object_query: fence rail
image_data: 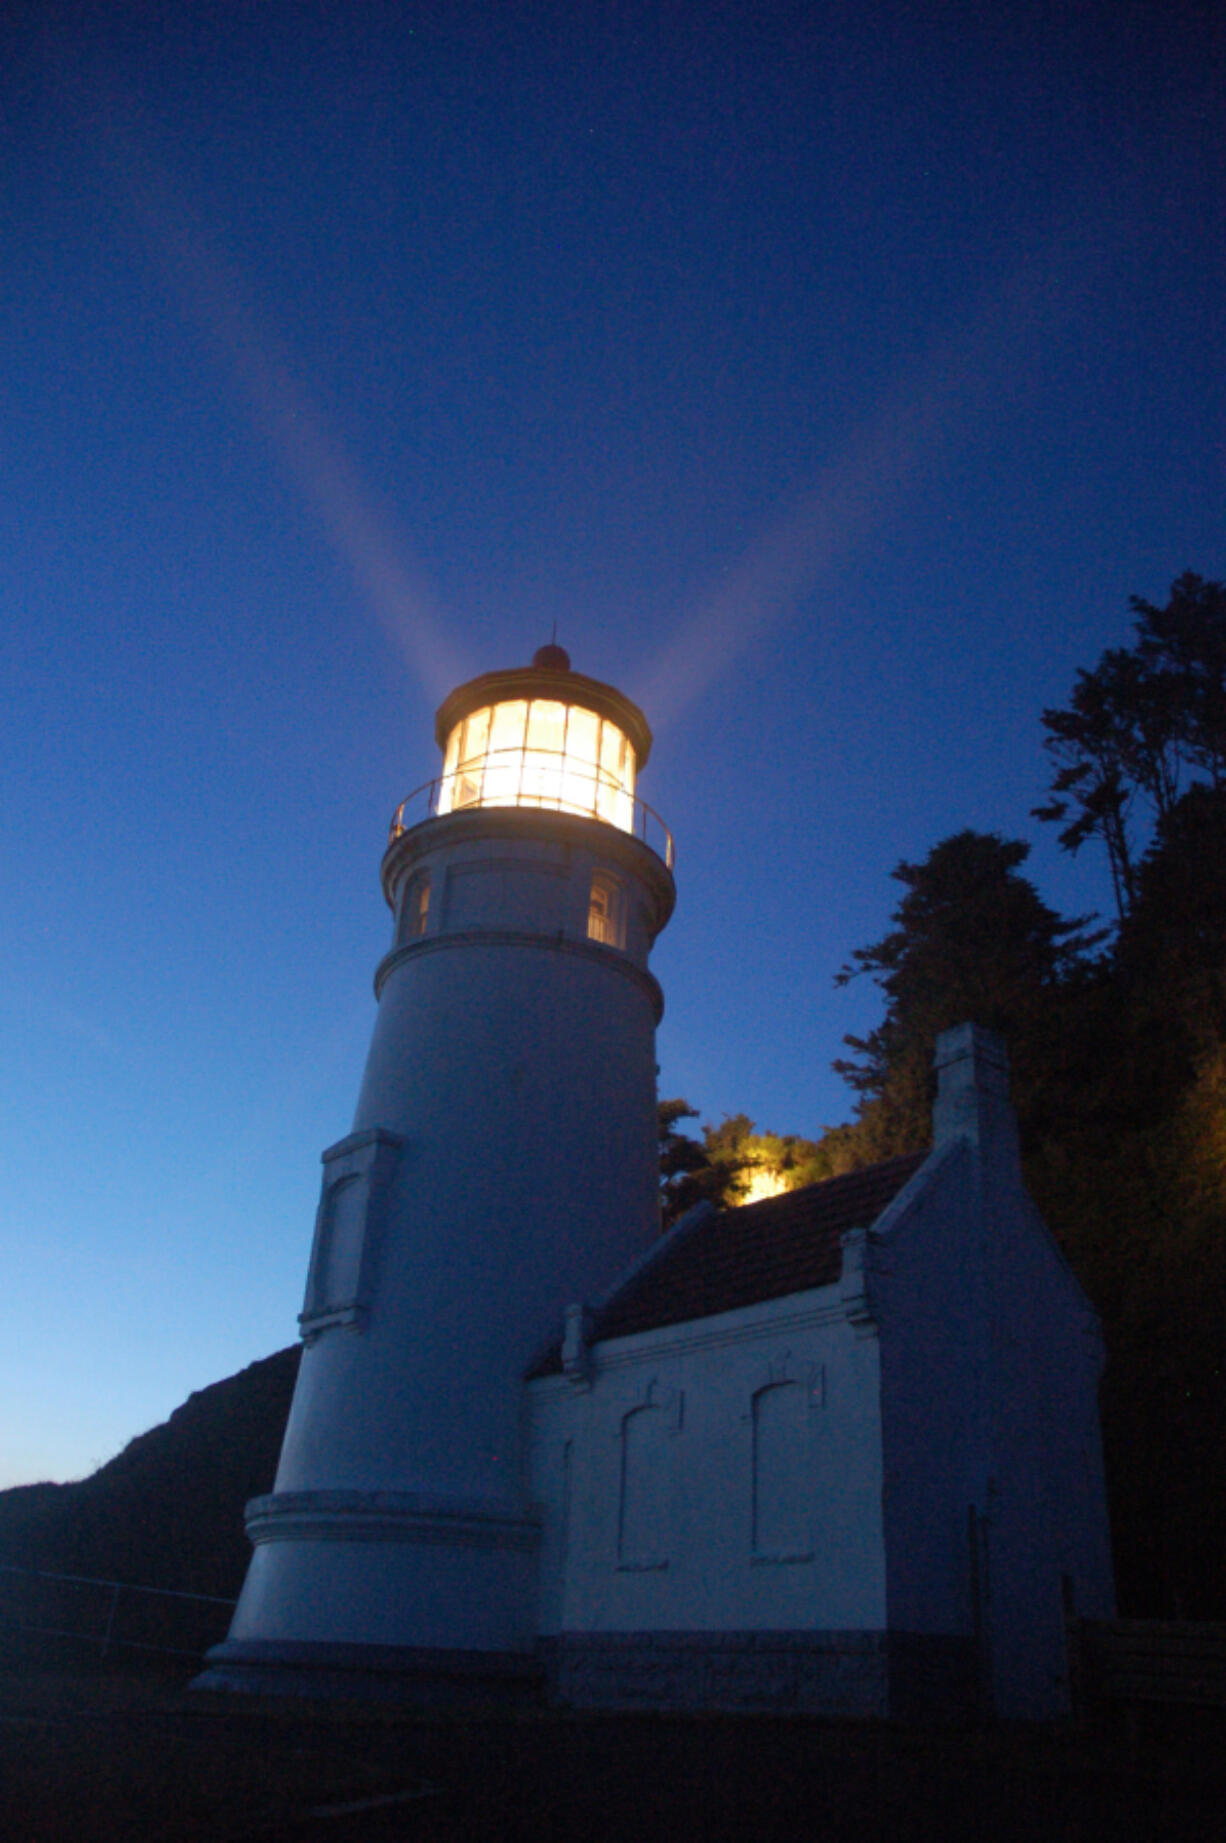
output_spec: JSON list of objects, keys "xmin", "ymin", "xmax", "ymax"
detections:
[
  {"xmin": 0, "ymin": 1562, "xmax": 236, "ymax": 1662},
  {"xmin": 1070, "ymin": 1616, "xmax": 1226, "ymax": 1720}
]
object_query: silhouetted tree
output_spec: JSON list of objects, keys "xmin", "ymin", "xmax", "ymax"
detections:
[
  {"xmin": 1133, "ymin": 572, "xmax": 1226, "ymax": 790},
  {"xmin": 832, "ymin": 830, "xmax": 1099, "ymax": 1158},
  {"xmin": 1035, "ymin": 573, "xmax": 1226, "ymax": 918},
  {"xmin": 658, "ymin": 1099, "xmax": 718, "ymax": 1227}
]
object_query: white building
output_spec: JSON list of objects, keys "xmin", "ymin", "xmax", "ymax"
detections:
[
  {"xmin": 200, "ymin": 652, "xmax": 1113, "ymax": 1719},
  {"xmin": 528, "ymin": 1022, "xmax": 1115, "ymax": 1720}
]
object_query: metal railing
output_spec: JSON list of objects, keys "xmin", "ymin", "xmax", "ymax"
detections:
[
  {"xmin": 1069, "ymin": 1614, "xmax": 1226, "ymax": 1721},
  {"xmin": 0, "ymin": 1562, "xmax": 236, "ymax": 1662},
  {"xmin": 388, "ymin": 767, "xmax": 675, "ymax": 869}
]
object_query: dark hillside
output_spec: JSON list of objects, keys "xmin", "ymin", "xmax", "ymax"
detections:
[{"xmin": 0, "ymin": 1346, "xmax": 299, "ymax": 1598}]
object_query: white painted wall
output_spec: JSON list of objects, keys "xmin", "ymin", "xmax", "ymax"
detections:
[
  {"xmin": 530, "ymin": 1286, "xmax": 889, "ymax": 1637},
  {"xmin": 529, "ymin": 1026, "xmax": 1114, "ymax": 1721},
  {"xmin": 874, "ymin": 1025, "xmax": 1115, "ymax": 1719},
  {"xmin": 228, "ymin": 804, "xmax": 674, "ymax": 1661}
]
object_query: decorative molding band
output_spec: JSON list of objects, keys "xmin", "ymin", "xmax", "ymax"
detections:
[
  {"xmin": 194, "ymin": 1638, "xmax": 545, "ymax": 1704},
  {"xmin": 374, "ymin": 928, "xmax": 664, "ymax": 1018},
  {"xmin": 382, "ymin": 804, "xmax": 674, "ymax": 897},
  {"xmin": 244, "ymin": 1489, "xmax": 542, "ymax": 1554},
  {"xmin": 614, "ymin": 1375, "xmax": 685, "ymax": 1433},
  {"xmin": 530, "ymin": 1291, "xmax": 850, "ymax": 1391}
]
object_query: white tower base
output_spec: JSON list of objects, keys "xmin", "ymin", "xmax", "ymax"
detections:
[{"xmin": 198, "ymin": 653, "xmax": 675, "ymax": 1701}]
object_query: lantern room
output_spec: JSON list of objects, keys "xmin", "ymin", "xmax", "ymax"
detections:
[{"xmin": 427, "ymin": 644, "xmax": 661, "ymax": 851}]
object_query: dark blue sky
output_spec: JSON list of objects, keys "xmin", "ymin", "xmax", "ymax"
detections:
[{"xmin": 3, "ymin": 1, "xmax": 1222, "ymax": 1483}]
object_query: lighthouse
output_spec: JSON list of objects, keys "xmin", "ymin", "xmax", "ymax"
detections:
[{"xmin": 201, "ymin": 646, "xmax": 675, "ymax": 1697}]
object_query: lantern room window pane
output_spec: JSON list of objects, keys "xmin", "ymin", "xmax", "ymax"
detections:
[
  {"xmin": 526, "ymin": 699, "xmax": 567, "ymax": 752},
  {"xmin": 489, "ymin": 700, "xmax": 528, "ymax": 753},
  {"xmin": 599, "ymin": 719, "xmax": 623, "ymax": 778},
  {"xmin": 437, "ymin": 727, "xmax": 463, "ymax": 814},
  {"xmin": 480, "ymin": 701, "xmax": 528, "ymax": 808},
  {"xmin": 566, "ymin": 706, "xmax": 599, "ymax": 770},
  {"xmin": 520, "ymin": 750, "xmax": 558, "ymax": 806},
  {"xmin": 460, "ymin": 706, "xmax": 490, "ymax": 767},
  {"xmin": 482, "ymin": 757, "xmax": 521, "ymax": 804},
  {"xmin": 436, "ymin": 698, "xmax": 638, "ymax": 834},
  {"xmin": 441, "ymin": 706, "xmax": 490, "ymax": 814}
]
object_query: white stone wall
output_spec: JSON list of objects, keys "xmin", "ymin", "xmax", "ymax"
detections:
[
  {"xmin": 529, "ymin": 1026, "xmax": 1115, "ymax": 1720},
  {"xmin": 228, "ymin": 806, "xmax": 674, "ymax": 1664},
  {"xmin": 873, "ymin": 1026, "xmax": 1116, "ymax": 1720},
  {"xmin": 529, "ymin": 1285, "xmax": 889, "ymax": 1640}
]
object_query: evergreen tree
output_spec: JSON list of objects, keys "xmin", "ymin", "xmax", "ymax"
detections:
[
  {"xmin": 1133, "ymin": 572, "xmax": 1226, "ymax": 791},
  {"xmin": 1035, "ymin": 573, "xmax": 1226, "ymax": 918},
  {"xmin": 832, "ymin": 830, "xmax": 1099, "ymax": 1159}
]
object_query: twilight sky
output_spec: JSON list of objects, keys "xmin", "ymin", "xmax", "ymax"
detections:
[{"xmin": 3, "ymin": 1, "xmax": 1222, "ymax": 1487}]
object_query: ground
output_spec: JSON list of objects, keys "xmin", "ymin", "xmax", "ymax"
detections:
[{"xmin": 1, "ymin": 1659, "xmax": 1223, "ymax": 1841}]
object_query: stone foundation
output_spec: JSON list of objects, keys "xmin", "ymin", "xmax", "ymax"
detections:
[{"xmin": 544, "ymin": 1629, "xmax": 980, "ymax": 1720}]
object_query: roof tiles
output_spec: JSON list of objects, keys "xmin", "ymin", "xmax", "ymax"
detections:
[{"xmin": 529, "ymin": 1148, "xmax": 927, "ymax": 1376}]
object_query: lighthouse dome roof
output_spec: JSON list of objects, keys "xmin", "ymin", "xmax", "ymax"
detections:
[{"xmin": 434, "ymin": 654, "xmax": 653, "ymax": 766}]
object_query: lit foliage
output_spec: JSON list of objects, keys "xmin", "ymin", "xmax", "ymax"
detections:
[{"xmin": 658, "ymin": 1103, "xmax": 828, "ymax": 1228}]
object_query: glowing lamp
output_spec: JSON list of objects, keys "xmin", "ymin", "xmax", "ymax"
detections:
[
  {"xmin": 739, "ymin": 1166, "xmax": 790, "ymax": 1206},
  {"xmin": 433, "ymin": 644, "xmax": 652, "ymax": 839}
]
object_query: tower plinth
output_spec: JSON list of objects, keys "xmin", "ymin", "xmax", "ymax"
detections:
[{"xmin": 199, "ymin": 653, "xmax": 674, "ymax": 1700}]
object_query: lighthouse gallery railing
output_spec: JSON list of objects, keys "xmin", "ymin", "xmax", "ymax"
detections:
[{"xmin": 389, "ymin": 765, "xmax": 674, "ymax": 870}]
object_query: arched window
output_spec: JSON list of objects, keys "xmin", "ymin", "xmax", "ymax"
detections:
[
  {"xmin": 587, "ymin": 871, "xmax": 624, "ymax": 948},
  {"xmin": 618, "ymin": 1404, "xmax": 670, "ymax": 1570},
  {"xmin": 401, "ymin": 871, "xmax": 430, "ymax": 941},
  {"xmin": 752, "ymin": 1382, "xmax": 812, "ymax": 1560}
]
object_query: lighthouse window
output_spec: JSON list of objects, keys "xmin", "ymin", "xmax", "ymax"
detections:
[
  {"xmin": 451, "ymin": 704, "xmax": 490, "ymax": 810},
  {"xmin": 587, "ymin": 872, "xmax": 624, "ymax": 948},
  {"xmin": 437, "ymin": 698, "xmax": 637, "ymax": 832},
  {"xmin": 526, "ymin": 697, "xmax": 567, "ymax": 754},
  {"xmin": 479, "ymin": 700, "xmax": 526, "ymax": 808},
  {"xmin": 400, "ymin": 871, "xmax": 430, "ymax": 941},
  {"xmin": 596, "ymin": 720, "xmax": 632, "ymax": 827}
]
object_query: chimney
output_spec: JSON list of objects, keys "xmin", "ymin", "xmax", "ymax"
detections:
[{"xmin": 932, "ymin": 1023, "xmax": 1021, "ymax": 1169}]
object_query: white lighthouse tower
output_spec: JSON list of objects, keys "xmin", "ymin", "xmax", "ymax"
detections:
[{"xmin": 201, "ymin": 645, "xmax": 674, "ymax": 1697}]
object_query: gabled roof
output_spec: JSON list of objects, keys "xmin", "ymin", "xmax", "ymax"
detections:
[{"xmin": 527, "ymin": 1149, "xmax": 927, "ymax": 1377}]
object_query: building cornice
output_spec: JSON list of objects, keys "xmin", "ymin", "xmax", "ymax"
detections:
[
  {"xmin": 381, "ymin": 804, "xmax": 675, "ymax": 925},
  {"xmin": 374, "ymin": 927, "xmax": 665, "ymax": 1019}
]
